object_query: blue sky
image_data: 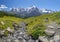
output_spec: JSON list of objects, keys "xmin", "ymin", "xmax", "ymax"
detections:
[{"xmin": 0, "ymin": 0, "xmax": 60, "ymax": 11}]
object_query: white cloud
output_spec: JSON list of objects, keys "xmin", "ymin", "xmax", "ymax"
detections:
[{"xmin": 0, "ymin": 5, "xmax": 8, "ymax": 9}]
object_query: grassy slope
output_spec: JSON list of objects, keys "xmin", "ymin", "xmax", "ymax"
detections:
[
  {"xmin": 24, "ymin": 12, "xmax": 60, "ymax": 35},
  {"xmin": 0, "ymin": 16, "xmax": 23, "ymax": 30},
  {"xmin": 0, "ymin": 11, "xmax": 60, "ymax": 36}
]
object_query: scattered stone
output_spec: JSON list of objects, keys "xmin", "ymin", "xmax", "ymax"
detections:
[
  {"xmin": 1, "ymin": 21, "xmax": 5, "ymax": 25},
  {"xmin": 0, "ymin": 22, "xmax": 60, "ymax": 42},
  {"xmin": 0, "ymin": 38, "xmax": 3, "ymax": 42},
  {"xmin": 54, "ymin": 35, "xmax": 60, "ymax": 42},
  {"xmin": 14, "ymin": 39, "xmax": 19, "ymax": 42},
  {"xmin": 0, "ymin": 30, "xmax": 5, "ymax": 35},
  {"xmin": 45, "ymin": 22, "xmax": 58, "ymax": 36},
  {"xmin": 39, "ymin": 36, "xmax": 48, "ymax": 42},
  {"xmin": 45, "ymin": 30, "xmax": 55, "ymax": 36},
  {"xmin": 45, "ymin": 18, "xmax": 49, "ymax": 22},
  {"xmin": 22, "ymin": 39, "xmax": 26, "ymax": 42},
  {"xmin": 50, "ymin": 39, "xmax": 54, "ymax": 42},
  {"xmin": 0, "ymin": 23, "xmax": 29, "ymax": 42},
  {"xmin": 47, "ymin": 25, "xmax": 54, "ymax": 28},
  {"xmin": 7, "ymin": 27, "xmax": 14, "ymax": 33},
  {"xmin": 35, "ymin": 40, "xmax": 39, "ymax": 42},
  {"xmin": 13, "ymin": 23, "xmax": 19, "ymax": 30},
  {"xmin": 45, "ymin": 22, "xmax": 60, "ymax": 42},
  {"xmin": 19, "ymin": 22, "xmax": 26, "ymax": 28}
]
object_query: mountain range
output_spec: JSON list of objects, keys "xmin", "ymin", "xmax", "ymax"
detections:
[
  {"xmin": 9, "ymin": 6, "xmax": 54, "ymax": 18},
  {"xmin": 0, "ymin": 5, "xmax": 54, "ymax": 18},
  {"xmin": 10, "ymin": 5, "xmax": 54, "ymax": 13}
]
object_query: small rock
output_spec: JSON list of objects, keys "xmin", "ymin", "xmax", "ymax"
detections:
[
  {"xmin": 0, "ymin": 30, "xmax": 5, "ymax": 35},
  {"xmin": 50, "ymin": 39, "xmax": 54, "ymax": 42},
  {"xmin": 14, "ymin": 39, "xmax": 19, "ymax": 42},
  {"xmin": 45, "ymin": 30, "xmax": 55, "ymax": 36},
  {"xmin": 1, "ymin": 21, "xmax": 4, "ymax": 25},
  {"xmin": 54, "ymin": 35, "xmax": 60, "ymax": 42},
  {"xmin": 47, "ymin": 25, "xmax": 54, "ymax": 28},
  {"xmin": 7, "ymin": 27, "xmax": 13, "ymax": 32},
  {"xmin": 19, "ymin": 22, "xmax": 26, "ymax": 28},
  {"xmin": 22, "ymin": 39, "xmax": 26, "ymax": 42},
  {"xmin": 45, "ymin": 18, "xmax": 49, "ymax": 22},
  {"xmin": 35, "ymin": 40, "xmax": 39, "ymax": 42},
  {"xmin": 39, "ymin": 36, "xmax": 48, "ymax": 42},
  {"xmin": 0, "ymin": 38, "xmax": 2, "ymax": 42}
]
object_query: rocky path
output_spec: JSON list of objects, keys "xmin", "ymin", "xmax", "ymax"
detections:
[{"xmin": 0, "ymin": 22, "xmax": 60, "ymax": 42}]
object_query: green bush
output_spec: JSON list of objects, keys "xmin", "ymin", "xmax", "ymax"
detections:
[{"xmin": 30, "ymin": 24, "xmax": 46, "ymax": 40}]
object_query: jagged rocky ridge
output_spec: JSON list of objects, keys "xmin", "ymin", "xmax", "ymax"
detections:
[{"xmin": 10, "ymin": 6, "xmax": 54, "ymax": 18}]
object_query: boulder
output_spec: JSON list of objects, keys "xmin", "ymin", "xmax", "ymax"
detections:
[
  {"xmin": 14, "ymin": 39, "xmax": 19, "ymax": 42},
  {"xmin": 47, "ymin": 25, "xmax": 54, "ymax": 28},
  {"xmin": 0, "ymin": 30, "xmax": 5, "ymax": 35},
  {"xmin": 22, "ymin": 39, "xmax": 26, "ymax": 42},
  {"xmin": 54, "ymin": 35, "xmax": 60, "ymax": 42},
  {"xmin": 50, "ymin": 39, "xmax": 54, "ymax": 42},
  {"xmin": 39, "ymin": 36, "xmax": 48, "ymax": 42},
  {"xmin": 45, "ymin": 30, "xmax": 55, "ymax": 36},
  {"xmin": 23, "ymin": 34, "xmax": 30, "ymax": 40},
  {"xmin": 0, "ymin": 38, "xmax": 3, "ymax": 42},
  {"xmin": 35, "ymin": 40, "xmax": 39, "ymax": 42}
]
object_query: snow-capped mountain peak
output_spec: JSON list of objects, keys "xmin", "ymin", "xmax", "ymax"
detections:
[
  {"xmin": 9, "ymin": 6, "xmax": 54, "ymax": 18},
  {"xmin": 40, "ymin": 8, "xmax": 53, "ymax": 13},
  {"xmin": 27, "ymin": 5, "xmax": 36, "ymax": 10},
  {"xmin": 10, "ymin": 6, "xmax": 54, "ymax": 14}
]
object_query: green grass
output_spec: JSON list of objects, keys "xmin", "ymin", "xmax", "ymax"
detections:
[
  {"xmin": 0, "ymin": 16, "xmax": 23, "ymax": 30},
  {"xmin": 0, "ymin": 11, "xmax": 60, "ymax": 37},
  {"xmin": 24, "ymin": 12, "xmax": 60, "ymax": 37}
]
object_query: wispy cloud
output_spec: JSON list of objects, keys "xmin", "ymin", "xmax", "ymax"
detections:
[{"xmin": 0, "ymin": 5, "xmax": 8, "ymax": 9}]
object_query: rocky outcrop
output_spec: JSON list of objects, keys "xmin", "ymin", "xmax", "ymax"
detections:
[
  {"xmin": 44, "ymin": 22, "xmax": 60, "ymax": 42},
  {"xmin": 0, "ymin": 22, "xmax": 60, "ymax": 42}
]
